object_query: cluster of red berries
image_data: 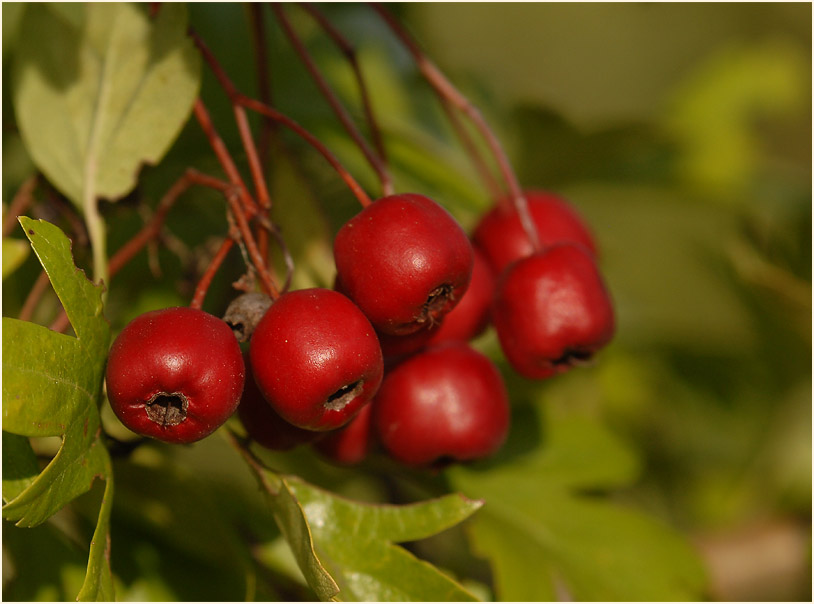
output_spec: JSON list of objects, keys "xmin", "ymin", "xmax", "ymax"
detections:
[{"xmin": 105, "ymin": 191, "xmax": 614, "ymax": 467}]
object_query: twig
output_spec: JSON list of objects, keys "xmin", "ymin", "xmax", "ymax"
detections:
[
  {"xmin": 371, "ymin": 4, "xmax": 540, "ymax": 249},
  {"xmin": 192, "ymin": 29, "xmax": 373, "ymax": 208},
  {"xmin": 299, "ymin": 3, "xmax": 389, "ymax": 167},
  {"xmin": 273, "ymin": 3, "xmax": 393, "ymax": 196},
  {"xmin": 3, "ymin": 175, "xmax": 38, "ymax": 236}
]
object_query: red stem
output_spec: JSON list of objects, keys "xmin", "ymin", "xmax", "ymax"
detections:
[
  {"xmin": 437, "ymin": 99, "xmax": 504, "ymax": 202},
  {"xmin": 189, "ymin": 237, "xmax": 236, "ymax": 310},
  {"xmin": 299, "ymin": 2, "xmax": 389, "ymax": 168},
  {"xmin": 3, "ymin": 175, "xmax": 38, "ymax": 236},
  {"xmin": 246, "ymin": 3, "xmax": 275, "ymax": 165},
  {"xmin": 193, "ymin": 99, "xmax": 259, "ymax": 219},
  {"xmin": 272, "ymin": 3, "xmax": 393, "ymax": 196},
  {"xmin": 19, "ymin": 271, "xmax": 51, "ymax": 322},
  {"xmin": 191, "ymin": 29, "xmax": 373, "ymax": 208},
  {"xmin": 371, "ymin": 4, "xmax": 540, "ymax": 249}
]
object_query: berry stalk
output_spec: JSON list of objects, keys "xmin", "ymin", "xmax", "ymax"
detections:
[
  {"xmin": 275, "ymin": 3, "xmax": 393, "ymax": 196},
  {"xmin": 371, "ymin": 4, "xmax": 541, "ymax": 251}
]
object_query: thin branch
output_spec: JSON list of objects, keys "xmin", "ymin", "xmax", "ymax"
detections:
[
  {"xmin": 191, "ymin": 29, "xmax": 373, "ymax": 208},
  {"xmin": 299, "ymin": 3, "xmax": 389, "ymax": 167},
  {"xmin": 371, "ymin": 4, "xmax": 540, "ymax": 250},
  {"xmin": 189, "ymin": 237, "xmax": 236, "ymax": 310},
  {"xmin": 193, "ymin": 98, "xmax": 260, "ymax": 219},
  {"xmin": 273, "ymin": 3, "xmax": 393, "ymax": 196},
  {"xmin": 3, "ymin": 175, "xmax": 38, "ymax": 236},
  {"xmin": 245, "ymin": 2, "xmax": 275, "ymax": 165},
  {"xmin": 19, "ymin": 271, "xmax": 51, "ymax": 322}
]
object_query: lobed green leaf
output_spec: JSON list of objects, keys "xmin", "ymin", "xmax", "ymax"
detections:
[
  {"xmin": 253, "ymin": 466, "xmax": 482, "ymax": 602},
  {"xmin": 1, "ymin": 217, "xmax": 113, "ymax": 598},
  {"xmin": 450, "ymin": 407, "xmax": 707, "ymax": 601}
]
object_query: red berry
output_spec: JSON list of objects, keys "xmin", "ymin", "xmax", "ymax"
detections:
[
  {"xmin": 238, "ymin": 358, "xmax": 320, "ymax": 451},
  {"xmin": 105, "ymin": 307, "xmax": 245, "ymax": 444},
  {"xmin": 373, "ymin": 342, "xmax": 510, "ymax": 466},
  {"xmin": 334, "ymin": 193, "xmax": 474, "ymax": 335},
  {"xmin": 473, "ymin": 190, "xmax": 597, "ymax": 274},
  {"xmin": 249, "ymin": 288, "xmax": 383, "ymax": 431},
  {"xmin": 491, "ymin": 244, "xmax": 615, "ymax": 379},
  {"xmin": 427, "ymin": 247, "xmax": 495, "ymax": 344},
  {"xmin": 314, "ymin": 403, "xmax": 374, "ymax": 465},
  {"xmin": 376, "ymin": 323, "xmax": 440, "ymax": 360}
]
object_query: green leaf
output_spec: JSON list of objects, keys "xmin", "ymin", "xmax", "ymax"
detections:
[
  {"xmin": 12, "ymin": 2, "xmax": 201, "ymax": 207},
  {"xmin": 255, "ymin": 466, "xmax": 482, "ymax": 602},
  {"xmin": 3, "ymin": 218, "xmax": 111, "ymax": 525},
  {"xmin": 450, "ymin": 407, "xmax": 707, "ymax": 601},
  {"xmin": 2, "ymin": 432, "xmax": 39, "ymax": 503},
  {"xmin": 77, "ymin": 463, "xmax": 114, "ymax": 602},
  {"xmin": 285, "ymin": 476, "xmax": 482, "ymax": 602},
  {"xmin": 269, "ymin": 477, "xmax": 341, "ymax": 601},
  {"xmin": 2, "ymin": 238, "xmax": 29, "ymax": 279},
  {"xmin": 2, "ymin": 217, "xmax": 114, "ymax": 599}
]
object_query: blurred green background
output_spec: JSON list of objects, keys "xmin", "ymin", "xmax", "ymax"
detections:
[
  {"xmin": 2, "ymin": 3, "xmax": 810, "ymax": 601},
  {"xmin": 404, "ymin": 4, "xmax": 811, "ymax": 600}
]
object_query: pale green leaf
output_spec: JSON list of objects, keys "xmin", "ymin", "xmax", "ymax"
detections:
[{"xmin": 12, "ymin": 2, "xmax": 201, "ymax": 207}]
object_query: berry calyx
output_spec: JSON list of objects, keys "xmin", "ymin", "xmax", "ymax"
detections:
[
  {"xmin": 249, "ymin": 288, "xmax": 383, "ymax": 431},
  {"xmin": 105, "ymin": 307, "xmax": 245, "ymax": 444},
  {"xmin": 373, "ymin": 341, "xmax": 510, "ymax": 466},
  {"xmin": 491, "ymin": 244, "xmax": 615, "ymax": 379},
  {"xmin": 427, "ymin": 247, "xmax": 495, "ymax": 344},
  {"xmin": 333, "ymin": 193, "xmax": 474, "ymax": 335},
  {"xmin": 473, "ymin": 190, "xmax": 597, "ymax": 274}
]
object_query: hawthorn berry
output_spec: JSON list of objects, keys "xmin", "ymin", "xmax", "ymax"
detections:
[
  {"xmin": 237, "ymin": 357, "xmax": 320, "ymax": 451},
  {"xmin": 473, "ymin": 190, "xmax": 597, "ymax": 274},
  {"xmin": 491, "ymin": 244, "xmax": 615, "ymax": 379},
  {"xmin": 373, "ymin": 341, "xmax": 510, "ymax": 466},
  {"xmin": 314, "ymin": 403, "xmax": 374, "ymax": 465},
  {"xmin": 249, "ymin": 288, "xmax": 383, "ymax": 431},
  {"xmin": 333, "ymin": 193, "xmax": 474, "ymax": 335},
  {"xmin": 376, "ymin": 323, "xmax": 440, "ymax": 361},
  {"xmin": 105, "ymin": 307, "xmax": 245, "ymax": 444},
  {"xmin": 427, "ymin": 247, "xmax": 495, "ymax": 344}
]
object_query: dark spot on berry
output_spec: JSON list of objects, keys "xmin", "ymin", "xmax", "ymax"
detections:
[
  {"xmin": 146, "ymin": 392, "xmax": 189, "ymax": 426},
  {"xmin": 416, "ymin": 283, "xmax": 454, "ymax": 327},
  {"xmin": 551, "ymin": 348, "xmax": 594, "ymax": 368},
  {"xmin": 324, "ymin": 380, "xmax": 363, "ymax": 411}
]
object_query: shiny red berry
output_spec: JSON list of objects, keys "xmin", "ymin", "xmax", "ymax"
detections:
[
  {"xmin": 334, "ymin": 193, "xmax": 474, "ymax": 335},
  {"xmin": 249, "ymin": 288, "xmax": 383, "ymax": 431},
  {"xmin": 492, "ymin": 244, "xmax": 615, "ymax": 379},
  {"xmin": 428, "ymin": 247, "xmax": 495, "ymax": 344},
  {"xmin": 105, "ymin": 307, "xmax": 245, "ymax": 444},
  {"xmin": 373, "ymin": 342, "xmax": 510, "ymax": 466},
  {"xmin": 473, "ymin": 190, "xmax": 597, "ymax": 274},
  {"xmin": 376, "ymin": 323, "xmax": 440, "ymax": 361},
  {"xmin": 237, "ymin": 357, "xmax": 320, "ymax": 451},
  {"xmin": 314, "ymin": 403, "xmax": 374, "ymax": 465}
]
